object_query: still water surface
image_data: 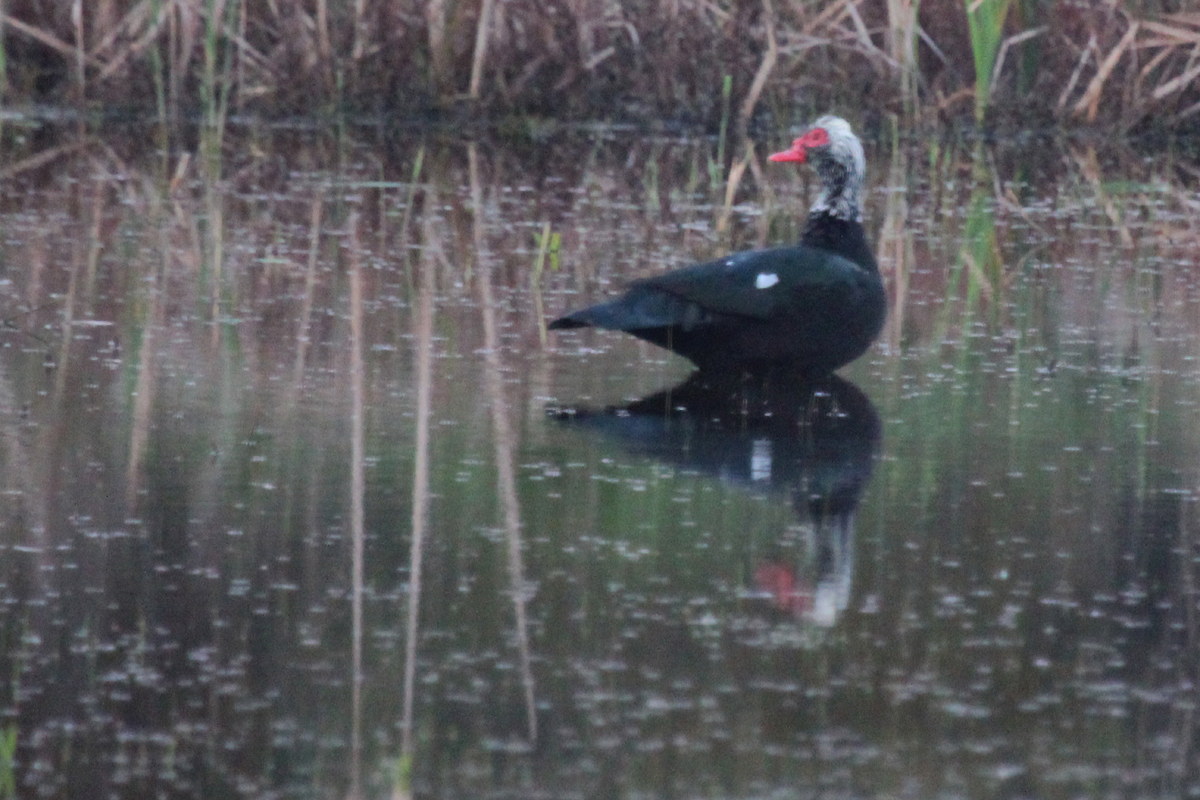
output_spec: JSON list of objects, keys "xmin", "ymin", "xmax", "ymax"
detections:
[{"xmin": 1, "ymin": 127, "xmax": 1199, "ymax": 798}]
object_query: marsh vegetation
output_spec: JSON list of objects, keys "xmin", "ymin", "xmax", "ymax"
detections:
[{"xmin": 2, "ymin": 0, "xmax": 1199, "ymax": 132}]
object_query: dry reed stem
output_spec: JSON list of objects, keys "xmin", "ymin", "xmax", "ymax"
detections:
[
  {"xmin": 126, "ymin": 197, "xmax": 168, "ymax": 508},
  {"xmin": 292, "ymin": 190, "xmax": 323, "ymax": 394},
  {"xmin": 0, "ymin": 358, "xmax": 33, "ymax": 519},
  {"xmin": 800, "ymin": 0, "xmax": 857, "ymax": 36},
  {"xmin": 1144, "ymin": 12, "xmax": 1200, "ymax": 38},
  {"xmin": 83, "ymin": 173, "xmax": 108, "ymax": 301},
  {"xmin": 751, "ymin": 173, "xmax": 771, "ymax": 248},
  {"xmin": 314, "ymin": 0, "xmax": 332, "ymax": 91},
  {"xmin": 885, "ymin": 0, "xmax": 920, "ymax": 107},
  {"xmin": 347, "ymin": 209, "xmax": 366, "ymax": 800},
  {"xmin": 717, "ymin": 145, "xmax": 753, "ymax": 234},
  {"xmin": 746, "ymin": 146, "xmax": 771, "ymax": 225},
  {"xmin": 50, "ymin": 216, "xmax": 82, "ymax": 411},
  {"xmin": 206, "ymin": 188, "xmax": 225, "ymax": 346},
  {"xmin": 737, "ymin": 0, "xmax": 777, "ymax": 142},
  {"xmin": 0, "ymin": 140, "xmax": 93, "ymax": 181},
  {"xmin": 471, "ymin": 143, "xmax": 538, "ymax": 746},
  {"xmin": 693, "ymin": 0, "xmax": 731, "ymax": 23},
  {"xmin": 1153, "ymin": 57, "xmax": 1200, "ymax": 100},
  {"xmin": 1072, "ymin": 146, "xmax": 1134, "ymax": 248},
  {"xmin": 1057, "ymin": 33, "xmax": 1096, "ymax": 112},
  {"xmin": 960, "ymin": 250, "xmax": 994, "ymax": 304},
  {"xmin": 164, "ymin": 152, "xmax": 188, "ymax": 196},
  {"xmin": 96, "ymin": 1, "xmax": 172, "ymax": 82},
  {"xmin": 878, "ymin": 147, "xmax": 911, "ymax": 354},
  {"xmin": 843, "ymin": 0, "xmax": 900, "ymax": 72},
  {"xmin": 532, "ymin": 219, "xmax": 550, "ymax": 347},
  {"xmin": 1058, "ymin": 13, "xmax": 1200, "ymax": 123},
  {"xmin": 0, "ymin": 12, "xmax": 104, "ymax": 67},
  {"xmin": 916, "ymin": 24, "xmax": 950, "ymax": 68},
  {"xmin": 989, "ymin": 26, "xmax": 1046, "ymax": 92},
  {"xmin": 1136, "ymin": 44, "xmax": 1175, "ymax": 85},
  {"xmin": 187, "ymin": 0, "xmax": 273, "ymax": 76},
  {"xmin": 935, "ymin": 86, "xmax": 975, "ymax": 112},
  {"xmin": 469, "ymin": 0, "xmax": 497, "ymax": 99},
  {"xmin": 1141, "ymin": 24, "xmax": 1200, "ymax": 46},
  {"xmin": 426, "ymin": 0, "xmax": 449, "ymax": 96},
  {"xmin": 401, "ymin": 182, "xmax": 439, "ymax": 766},
  {"xmin": 1073, "ymin": 21, "xmax": 1139, "ymax": 121},
  {"xmin": 89, "ymin": 0, "xmax": 153, "ymax": 58},
  {"xmin": 72, "ymin": 0, "xmax": 85, "ymax": 96},
  {"xmin": 844, "ymin": 2, "xmax": 878, "ymax": 57},
  {"xmin": 777, "ymin": 33, "xmax": 835, "ymax": 57},
  {"xmin": 172, "ymin": 2, "xmax": 200, "ymax": 116},
  {"xmin": 352, "ymin": 0, "xmax": 366, "ymax": 62},
  {"xmin": 234, "ymin": 0, "xmax": 245, "ymax": 110},
  {"xmin": 1173, "ymin": 97, "xmax": 1200, "ymax": 122},
  {"xmin": 315, "ymin": 0, "xmax": 330, "ymax": 63}
]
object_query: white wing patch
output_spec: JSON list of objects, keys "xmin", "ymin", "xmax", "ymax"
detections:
[{"xmin": 755, "ymin": 272, "xmax": 780, "ymax": 289}]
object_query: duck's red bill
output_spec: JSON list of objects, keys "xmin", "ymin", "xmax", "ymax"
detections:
[{"xmin": 768, "ymin": 144, "xmax": 807, "ymax": 163}]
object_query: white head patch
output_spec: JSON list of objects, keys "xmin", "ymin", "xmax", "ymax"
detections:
[
  {"xmin": 755, "ymin": 273, "xmax": 780, "ymax": 289},
  {"xmin": 806, "ymin": 115, "xmax": 865, "ymax": 223}
]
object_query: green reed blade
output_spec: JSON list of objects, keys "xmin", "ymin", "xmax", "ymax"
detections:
[{"xmin": 966, "ymin": 0, "xmax": 1013, "ymax": 122}]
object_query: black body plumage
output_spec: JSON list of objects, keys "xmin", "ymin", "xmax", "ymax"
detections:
[{"xmin": 549, "ymin": 116, "xmax": 886, "ymax": 376}]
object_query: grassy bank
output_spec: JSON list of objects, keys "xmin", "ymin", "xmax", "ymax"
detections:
[{"xmin": 0, "ymin": 0, "xmax": 1198, "ymax": 132}]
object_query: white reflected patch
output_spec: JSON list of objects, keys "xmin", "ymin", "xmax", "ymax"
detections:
[
  {"xmin": 751, "ymin": 438, "xmax": 772, "ymax": 481},
  {"xmin": 755, "ymin": 273, "xmax": 780, "ymax": 289}
]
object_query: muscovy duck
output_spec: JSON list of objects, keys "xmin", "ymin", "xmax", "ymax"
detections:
[{"xmin": 549, "ymin": 115, "xmax": 886, "ymax": 376}]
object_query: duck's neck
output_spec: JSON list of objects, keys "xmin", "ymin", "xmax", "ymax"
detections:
[
  {"xmin": 809, "ymin": 162, "xmax": 862, "ymax": 224},
  {"xmin": 802, "ymin": 212, "xmax": 877, "ymax": 272}
]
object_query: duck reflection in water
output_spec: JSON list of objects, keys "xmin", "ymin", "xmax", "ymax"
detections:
[{"xmin": 551, "ymin": 369, "xmax": 880, "ymax": 627}]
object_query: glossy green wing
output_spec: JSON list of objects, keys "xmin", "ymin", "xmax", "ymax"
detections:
[{"xmin": 631, "ymin": 245, "xmax": 870, "ymax": 322}]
